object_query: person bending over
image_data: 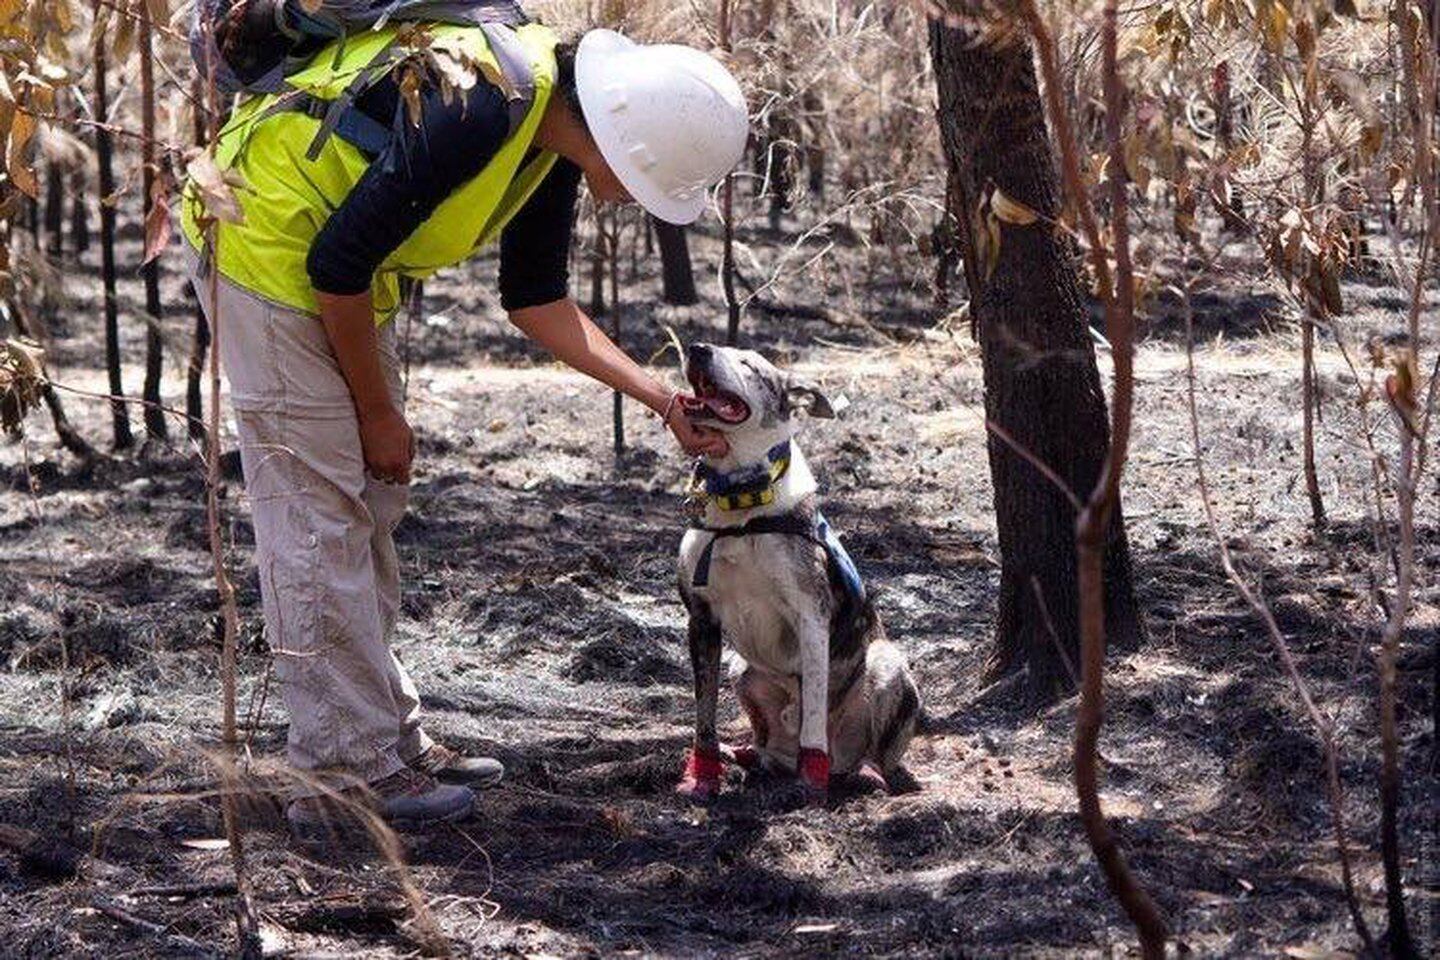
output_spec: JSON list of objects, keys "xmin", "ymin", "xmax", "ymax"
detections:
[{"xmin": 182, "ymin": 14, "xmax": 748, "ymax": 839}]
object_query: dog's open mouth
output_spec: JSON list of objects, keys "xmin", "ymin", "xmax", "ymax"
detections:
[{"xmin": 680, "ymin": 368, "xmax": 750, "ymax": 424}]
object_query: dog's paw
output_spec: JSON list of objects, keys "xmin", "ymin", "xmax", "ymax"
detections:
[
  {"xmin": 854, "ymin": 762, "xmax": 889, "ymax": 794},
  {"xmin": 675, "ymin": 745, "xmax": 724, "ymax": 803},
  {"xmin": 724, "ymin": 743, "xmax": 760, "ymax": 770},
  {"xmin": 797, "ymin": 748, "xmax": 830, "ymax": 802}
]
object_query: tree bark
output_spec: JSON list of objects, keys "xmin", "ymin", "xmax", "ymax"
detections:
[
  {"xmin": 44, "ymin": 163, "xmax": 64, "ymax": 257},
  {"xmin": 605, "ymin": 212, "xmax": 624, "ymax": 455},
  {"xmin": 929, "ymin": 16, "xmax": 1143, "ymax": 702},
  {"xmin": 186, "ymin": 77, "xmax": 208, "ymax": 443},
  {"xmin": 653, "ymin": 217, "xmax": 699, "ymax": 305},
  {"xmin": 1211, "ymin": 61, "xmax": 1246, "ymax": 232},
  {"xmin": 93, "ymin": 3, "xmax": 134, "ymax": 450},
  {"xmin": 69, "ymin": 170, "xmax": 89, "ymax": 255},
  {"xmin": 139, "ymin": 6, "xmax": 167, "ymax": 442},
  {"xmin": 719, "ymin": 0, "xmax": 741, "ymax": 345},
  {"xmin": 5, "ymin": 297, "xmax": 96, "ymax": 460}
]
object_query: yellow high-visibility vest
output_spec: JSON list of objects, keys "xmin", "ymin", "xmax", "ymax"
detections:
[{"xmin": 181, "ymin": 22, "xmax": 559, "ymax": 322}]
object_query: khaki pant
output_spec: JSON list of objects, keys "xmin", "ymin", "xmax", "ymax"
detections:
[{"xmin": 191, "ymin": 258, "xmax": 432, "ymax": 793}]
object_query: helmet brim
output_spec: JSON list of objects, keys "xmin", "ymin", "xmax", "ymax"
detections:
[{"xmin": 576, "ymin": 29, "xmax": 710, "ymax": 225}]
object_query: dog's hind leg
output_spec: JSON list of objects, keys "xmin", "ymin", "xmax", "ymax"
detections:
[
  {"xmin": 676, "ymin": 596, "xmax": 725, "ymax": 802},
  {"xmin": 873, "ymin": 670, "xmax": 921, "ymax": 786},
  {"xmin": 734, "ymin": 666, "xmax": 798, "ymax": 772}
]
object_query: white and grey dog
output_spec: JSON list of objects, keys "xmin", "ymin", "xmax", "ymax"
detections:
[{"xmin": 674, "ymin": 343, "xmax": 920, "ymax": 802}]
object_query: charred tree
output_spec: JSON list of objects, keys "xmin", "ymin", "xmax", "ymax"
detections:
[
  {"xmin": 93, "ymin": 3, "xmax": 133, "ymax": 450},
  {"xmin": 929, "ymin": 17, "xmax": 1143, "ymax": 701},
  {"xmin": 605, "ymin": 211, "xmax": 624, "ymax": 455},
  {"xmin": 653, "ymin": 217, "xmax": 698, "ymax": 305},
  {"xmin": 139, "ymin": 5, "xmax": 168, "ymax": 442},
  {"xmin": 43, "ymin": 163, "xmax": 64, "ymax": 257},
  {"xmin": 186, "ymin": 78, "xmax": 208, "ymax": 442},
  {"xmin": 803, "ymin": 93, "xmax": 825, "ymax": 200},
  {"xmin": 69, "ymin": 169, "xmax": 89, "ymax": 255},
  {"xmin": 588, "ymin": 221, "xmax": 606, "ymax": 317},
  {"xmin": 719, "ymin": 0, "xmax": 741, "ymax": 345},
  {"xmin": 5, "ymin": 298, "xmax": 96, "ymax": 461},
  {"xmin": 763, "ymin": 120, "xmax": 794, "ymax": 232},
  {"xmin": 1211, "ymin": 61, "xmax": 1246, "ymax": 232}
]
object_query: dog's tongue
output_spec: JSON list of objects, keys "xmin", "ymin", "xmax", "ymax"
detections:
[{"xmin": 679, "ymin": 393, "xmax": 746, "ymax": 422}]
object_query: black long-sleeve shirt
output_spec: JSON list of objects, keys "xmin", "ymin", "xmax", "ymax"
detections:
[{"xmin": 304, "ymin": 71, "xmax": 581, "ymax": 311}]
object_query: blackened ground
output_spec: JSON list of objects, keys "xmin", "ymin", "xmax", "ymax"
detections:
[{"xmin": 0, "ymin": 211, "xmax": 1435, "ymax": 958}]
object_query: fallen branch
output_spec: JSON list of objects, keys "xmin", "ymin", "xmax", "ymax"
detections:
[
  {"xmin": 0, "ymin": 823, "xmax": 129, "ymax": 883},
  {"xmin": 91, "ymin": 896, "xmax": 219, "ymax": 957},
  {"xmin": 127, "ymin": 881, "xmax": 240, "ymax": 900}
]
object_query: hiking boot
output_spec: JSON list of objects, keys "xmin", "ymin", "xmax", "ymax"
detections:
[
  {"xmin": 408, "ymin": 743, "xmax": 505, "ymax": 788},
  {"xmin": 287, "ymin": 768, "xmax": 474, "ymax": 844}
]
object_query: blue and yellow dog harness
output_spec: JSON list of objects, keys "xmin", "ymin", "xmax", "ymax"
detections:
[{"xmin": 690, "ymin": 511, "xmax": 866, "ymax": 605}]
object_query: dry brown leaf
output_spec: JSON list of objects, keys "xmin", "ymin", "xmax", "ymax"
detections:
[
  {"xmin": 186, "ymin": 151, "xmax": 245, "ymax": 224},
  {"xmin": 0, "ymin": 338, "xmax": 47, "ymax": 439},
  {"xmin": 5, "ymin": 107, "xmax": 38, "ymax": 198},
  {"xmin": 142, "ymin": 174, "xmax": 173, "ymax": 266},
  {"xmin": 990, "ymin": 187, "xmax": 1038, "ymax": 226}
]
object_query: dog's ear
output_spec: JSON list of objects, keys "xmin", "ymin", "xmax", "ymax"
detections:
[{"xmin": 784, "ymin": 379, "xmax": 836, "ymax": 419}]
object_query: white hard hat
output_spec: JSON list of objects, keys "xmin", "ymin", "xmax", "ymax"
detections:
[{"xmin": 575, "ymin": 29, "xmax": 749, "ymax": 225}]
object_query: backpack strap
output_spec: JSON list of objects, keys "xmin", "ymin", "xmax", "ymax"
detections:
[
  {"xmin": 249, "ymin": 22, "xmax": 538, "ymax": 162},
  {"xmin": 475, "ymin": 21, "xmax": 537, "ymax": 135}
]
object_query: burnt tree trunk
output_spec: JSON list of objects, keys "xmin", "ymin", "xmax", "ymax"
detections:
[
  {"xmin": 186, "ymin": 77, "xmax": 208, "ymax": 442},
  {"xmin": 653, "ymin": 217, "xmax": 698, "ymax": 306},
  {"xmin": 44, "ymin": 163, "xmax": 64, "ymax": 257},
  {"xmin": 929, "ymin": 17, "xmax": 1143, "ymax": 701},
  {"xmin": 1211, "ymin": 61, "xmax": 1246, "ymax": 232},
  {"xmin": 139, "ymin": 6, "xmax": 168, "ymax": 442},
  {"xmin": 803, "ymin": 93, "xmax": 825, "ymax": 199},
  {"xmin": 588, "ymin": 225, "xmax": 606, "ymax": 317},
  {"xmin": 605, "ymin": 212, "xmax": 624, "ymax": 455},
  {"xmin": 6, "ymin": 297, "xmax": 97, "ymax": 460},
  {"xmin": 69, "ymin": 170, "xmax": 89, "ymax": 255},
  {"xmin": 719, "ymin": 0, "xmax": 741, "ymax": 345},
  {"xmin": 94, "ymin": 4, "xmax": 134, "ymax": 450}
]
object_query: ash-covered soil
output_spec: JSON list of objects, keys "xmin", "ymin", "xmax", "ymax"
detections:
[{"xmin": 0, "ymin": 214, "xmax": 1435, "ymax": 958}]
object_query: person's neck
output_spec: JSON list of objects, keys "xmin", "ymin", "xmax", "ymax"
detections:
[{"xmin": 534, "ymin": 99, "xmax": 603, "ymax": 176}]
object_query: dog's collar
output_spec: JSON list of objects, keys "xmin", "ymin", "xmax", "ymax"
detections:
[{"xmin": 691, "ymin": 440, "xmax": 792, "ymax": 512}]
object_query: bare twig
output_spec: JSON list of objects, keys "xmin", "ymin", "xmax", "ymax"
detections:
[
  {"xmin": 197, "ymin": 32, "xmax": 263, "ymax": 956},
  {"xmin": 91, "ymin": 896, "xmax": 219, "ymax": 956},
  {"xmin": 1179, "ymin": 271, "xmax": 1377, "ymax": 955},
  {"xmin": 1019, "ymin": 0, "xmax": 1170, "ymax": 953}
]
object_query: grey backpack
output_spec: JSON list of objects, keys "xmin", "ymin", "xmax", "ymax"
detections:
[{"xmin": 190, "ymin": 0, "xmax": 537, "ymax": 159}]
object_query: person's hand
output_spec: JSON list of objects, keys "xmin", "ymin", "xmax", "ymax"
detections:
[
  {"xmin": 665, "ymin": 402, "xmax": 730, "ymax": 458},
  {"xmin": 358, "ymin": 404, "xmax": 415, "ymax": 484}
]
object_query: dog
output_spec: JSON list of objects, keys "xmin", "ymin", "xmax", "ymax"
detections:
[{"xmin": 674, "ymin": 343, "xmax": 920, "ymax": 802}]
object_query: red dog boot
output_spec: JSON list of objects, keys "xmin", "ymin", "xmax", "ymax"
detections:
[
  {"xmin": 797, "ymin": 747, "xmax": 830, "ymax": 801},
  {"xmin": 675, "ymin": 744, "xmax": 724, "ymax": 802}
]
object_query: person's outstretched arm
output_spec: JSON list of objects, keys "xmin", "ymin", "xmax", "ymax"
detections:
[{"xmin": 509, "ymin": 297, "xmax": 727, "ymax": 458}]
